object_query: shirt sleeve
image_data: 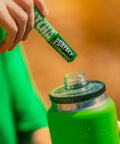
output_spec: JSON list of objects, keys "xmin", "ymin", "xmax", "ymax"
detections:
[{"xmin": 2, "ymin": 44, "xmax": 48, "ymax": 143}]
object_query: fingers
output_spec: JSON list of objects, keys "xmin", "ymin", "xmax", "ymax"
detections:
[
  {"xmin": 34, "ymin": 0, "xmax": 48, "ymax": 16},
  {"xmin": 22, "ymin": 9, "xmax": 34, "ymax": 41},
  {"xmin": 13, "ymin": 0, "xmax": 34, "ymax": 41},
  {"xmin": 0, "ymin": 5, "xmax": 18, "ymax": 53},
  {"xmin": 0, "ymin": 0, "xmax": 48, "ymax": 53},
  {"xmin": 6, "ymin": 1, "xmax": 28, "ymax": 51}
]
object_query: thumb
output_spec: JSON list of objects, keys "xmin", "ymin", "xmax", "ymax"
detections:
[{"xmin": 34, "ymin": 0, "xmax": 48, "ymax": 17}]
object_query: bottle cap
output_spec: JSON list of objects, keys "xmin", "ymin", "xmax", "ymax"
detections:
[{"xmin": 49, "ymin": 72, "xmax": 106, "ymax": 104}]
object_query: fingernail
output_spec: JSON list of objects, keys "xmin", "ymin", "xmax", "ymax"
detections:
[{"xmin": 43, "ymin": 8, "xmax": 48, "ymax": 16}]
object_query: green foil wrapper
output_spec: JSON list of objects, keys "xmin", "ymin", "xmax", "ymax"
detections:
[{"xmin": 34, "ymin": 7, "xmax": 77, "ymax": 62}]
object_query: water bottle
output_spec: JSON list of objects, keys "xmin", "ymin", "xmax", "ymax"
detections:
[{"xmin": 47, "ymin": 72, "xmax": 120, "ymax": 144}]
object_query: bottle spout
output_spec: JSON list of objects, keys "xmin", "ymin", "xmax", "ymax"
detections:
[{"xmin": 64, "ymin": 72, "xmax": 88, "ymax": 90}]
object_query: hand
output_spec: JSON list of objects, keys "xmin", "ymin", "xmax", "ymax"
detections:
[{"xmin": 0, "ymin": 0, "xmax": 48, "ymax": 53}]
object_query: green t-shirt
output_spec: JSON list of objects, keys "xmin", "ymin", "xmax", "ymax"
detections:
[{"xmin": 0, "ymin": 28, "xmax": 48, "ymax": 144}]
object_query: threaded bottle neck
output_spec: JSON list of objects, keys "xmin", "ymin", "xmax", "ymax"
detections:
[{"xmin": 64, "ymin": 72, "xmax": 88, "ymax": 89}]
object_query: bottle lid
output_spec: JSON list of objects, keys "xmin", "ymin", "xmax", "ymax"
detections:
[{"xmin": 49, "ymin": 72, "xmax": 106, "ymax": 104}]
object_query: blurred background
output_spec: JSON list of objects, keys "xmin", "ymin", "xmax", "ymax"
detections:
[{"xmin": 22, "ymin": 0, "xmax": 120, "ymax": 119}]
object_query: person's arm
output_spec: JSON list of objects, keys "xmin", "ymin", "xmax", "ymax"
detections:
[
  {"xmin": 31, "ymin": 127, "xmax": 52, "ymax": 144},
  {"xmin": 118, "ymin": 121, "xmax": 120, "ymax": 133},
  {"xmin": 2, "ymin": 45, "xmax": 51, "ymax": 144}
]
